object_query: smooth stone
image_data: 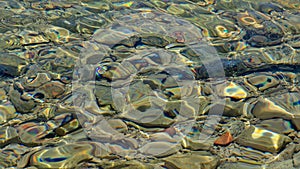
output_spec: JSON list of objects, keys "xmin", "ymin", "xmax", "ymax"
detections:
[
  {"xmin": 251, "ymin": 92, "xmax": 300, "ymax": 121},
  {"xmin": 181, "ymin": 137, "xmax": 214, "ymax": 150},
  {"xmin": 93, "ymin": 29, "xmax": 133, "ymax": 46},
  {"xmin": 0, "ymin": 101, "xmax": 17, "ymax": 124},
  {"xmin": 150, "ymin": 132, "xmax": 179, "ymax": 143},
  {"xmin": 45, "ymin": 26, "xmax": 71, "ymax": 43},
  {"xmin": 250, "ymin": 92, "xmax": 300, "ymax": 131},
  {"xmin": 247, "ymin": 75, "xmax": 279, "ymax": 91},
  {"xmin": 37, "ymin": 81, "xmax": 65, "ymax": 98},
  {"xmin": 107, "ymin": 119, "xmax": 128, "ymax": 133},
  {"xmin": 256, "ymin": 119, "xmax": 294, "ymax": 134},
  {"xmin": 139, "ymin": 141, "xmax": 181, "ymax": 157},
  {"xmin": 236, "ymin": 125, "xmax": 292, "ymax": 153},
  {"xmin": 203, "ymin": 100, "xmax": 244, "ymax": 117},
  {"xmin": 107, "ymin": 143, "xmax": 138, "ymax": 157},
  {"xmin": 54, "ymin": 118, "xmax": 80, "ymax": 136},
  {"xmin": 163, "ymin": 152, "xmax": 218, "ymax": 169},
  {"xmin": 0, "ymin": 53, "xmax": 27, "ymax": 76},
  {"xmin": 17, "ymin": 122, "xmax": 51, "ymax": 144},
  {"xmin": 119, "ymin": 106, "xmax": 175, "ymax": 128},
  {"xmin": 250, "ymin": 97, "xmax": 294, "ymax": 120},
  {"xmin": 9, "ymin": 89, "xmax": 36, "ymax": 113},
  {"xmin": 29, "ymin": 142, "xmax": 110, "ymax": 168},
  {"xmin": 0, "ymin": 126, "xmax": 18, "ymax": 146},
  {"xmin": 58, "ymin": 129, "xmax": 89, "ymax": 143},
  {"xmin": 22, "ymin": 73, "xmax": 51, "ymax": 89},
  {"xmin": 165, "ymin": 100, "xmax": 197, "ymax": 118},
  {"xmin": 221, "ymin": 82, "xmax": 248, "ymax": 100}
]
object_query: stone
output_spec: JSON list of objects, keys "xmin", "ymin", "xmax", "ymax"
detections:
[
  {"xmin": 236, "ymin": 125, "xmax": 292, "ymax": 153},
  {"xmin": 214, "ymin": 131, "xmax": 234, "ymax": 146},
  {"xmin": 256, "ymin": 119, "xmax": 294, "ymax": 134},
  {"xmin": 0, "ymin": 101, "xmax": 17, "ymax": 124},
  {"xmin": 139, "ymin": 141, "xmax": 181, "ymax": 157},
  {"xmin": 9, "ymin": 89, "xmax": 36, "ymax": 113},
  {"xmin": 163, "ymin": 152, "xmax": 219, "ymax": 169},
  {"xmin": 0, "ymin": 126, "xmax": 18, "ymax": 147},
  {"xmin": 107, "ymin": 119, "xmax": 128, "ymax": 133},
  {"xmin": 17, "ymin": 122, "xmax": 52, "ymax": 145},
  {"xmin": 0, "ymin": 53, "xmax": 27, "ymax": 77},
  {"xmin": 181, "ymin": 137, "xmax": 214, "ymax": 151},
  {"xmin": 28, "ymin": 142, "xmax": 110, "ymax": 168},
  {"xmin": 37, "ymin": 81, "xmax": 65, "ymax": 99}
]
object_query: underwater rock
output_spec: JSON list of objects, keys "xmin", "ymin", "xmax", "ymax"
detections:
[
  {"xmin": 236, "ymin": 125, "xmax": 292, "ymax": 153},
  {"xmin": 163, "ymin": 152, "xmax": 219, "ymax": 169}
]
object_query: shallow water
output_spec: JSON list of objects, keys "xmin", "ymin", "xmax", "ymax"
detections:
[{"xmin": 0, "ymin": 0, "xmax": 300, "ymax": 168}]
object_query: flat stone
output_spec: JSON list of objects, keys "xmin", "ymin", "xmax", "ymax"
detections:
[
  {"xmin": 139, "ymin": 141, "xmax": 181, "ymax": 157},
  {"xmin": 37, "ymin": 81, "xmax": 65, "ymax": 98},
  {"xmin": 236, "ymin": 125, "xmax": 292, "ymax": 153},
  {"xmin": 0, "ymin": 101, "xmax": 17, "ymax": 124},
  {"xmin": 163, "ymin": 152, "xmax": 218, "ymax": 169},
  {"xmin": 181, "ymin": 137, "xmax": 214, "ymax": 150},
  {"xmin": 251, "ymin": 97, "xmax": 294, "ymax": 120},
  {"xmin": 119, "ymin": 105, "xmax": 175, "ymax": 128},
  {"xmin": 22, "ymin": 73, "xmax": 51, "ymax": 89},
  {"xmin": 54, "ymin": 118, "xmax": 80, "ymax": 136},
  {"xmin": 221, "ymin": 82, "xmax": 248, "ymax": 100},
  {"xmin": 0, "ymin": 126, "xmax": 18, "ymax": 147},
  {"xmin": 250, "ymin": 93, "xmax": 300, "ymax": 126},
  {"xmin": 256, "ymin": 118, "xmax": 294, "ymax": 134},
  {"xmin": 0, "ymin": 53, "xmax": 27, "ymax": 77},
  {"xmin": 107, "ymin": 119, "xmax": 128, "ymax": 133},
  {"xmin": 28, "ymin": 142, "xmax": 110, "ymax": 168},
  {"xmin": 9, "ymin": 89, "xmax": 36, "ymax": 113},
  {"xmin": 150, "ymin": 132, "xmax": 179, "ymax": 143},
  {"xmin": 247, "ymin": 75, "xmax": 279, "ymax": 91},
  {"xmin": 17, "ymin": 122, "xmax": 52, "ymax": 145}
]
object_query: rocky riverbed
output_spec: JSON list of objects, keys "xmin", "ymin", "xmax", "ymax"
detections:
[{"xmin": 0, "ymin": 0, "xmax": 299, "ymax": 168}]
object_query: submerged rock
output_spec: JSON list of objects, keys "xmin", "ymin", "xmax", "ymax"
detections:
[
  {"xmin": 0, "ymin": 101, "xmax": 17, "ymax": 124},
  {"xmin": 236, "ymin": 126, "xmax": 292, "ymax": 153},
  {"xmin": 163, "ymin": 152, "xmax": 219, "ymax": 169},
  {"xmin": 21, "ymin": 142, "xmax": 110, "ymax": 168}
]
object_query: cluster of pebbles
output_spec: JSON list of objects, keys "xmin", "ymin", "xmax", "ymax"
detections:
[{"xmin": 0, "ymin": 0, "xmax": 299, "ymax": 168}]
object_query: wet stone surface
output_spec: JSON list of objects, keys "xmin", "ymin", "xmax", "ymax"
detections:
[{"xmin": 0, "ymin": 0, "xmax": 299, "ymax": 168}]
